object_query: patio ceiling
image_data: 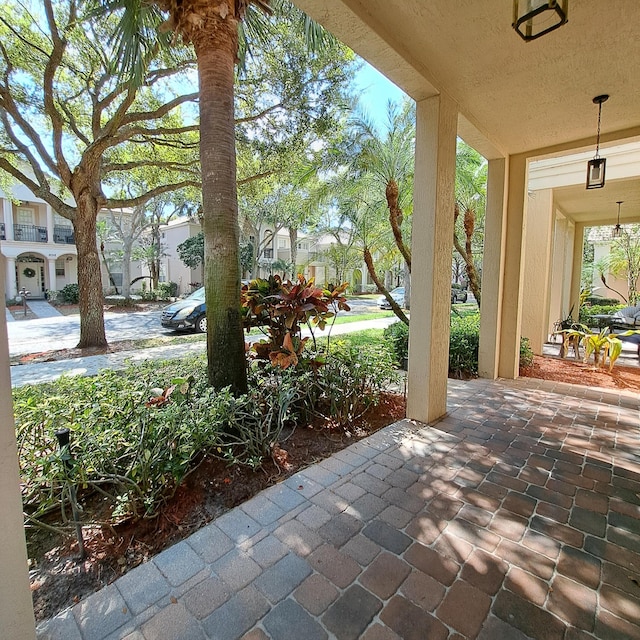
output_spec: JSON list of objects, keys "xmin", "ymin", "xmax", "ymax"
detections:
[
  {"xmin": 293, "ymin": 0, "xmax": 640, "ymax": 160},
  {"xmin": 553, "ymin": 179, "xmax": 640, "ymax": 226}
]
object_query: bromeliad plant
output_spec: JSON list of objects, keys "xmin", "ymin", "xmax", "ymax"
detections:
[{"xmin": 241, "ymin": 275, "xmax": 350, "ymax": 368}]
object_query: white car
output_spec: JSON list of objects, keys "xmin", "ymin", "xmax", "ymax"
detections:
[{"xmin": 377, "ymin": 287, "xmax": 405, "ymax": 309}]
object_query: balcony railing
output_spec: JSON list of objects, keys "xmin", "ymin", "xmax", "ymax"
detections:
[
  {"xmin": 263, "ymin": 248, "xmax": 274, "ymax": 259},
  {"xmin": 53, "ymin": 225, "xmax": 75, "ymax": 244},
  {"xmin": 0, "ymin": 222, "xmax": 5, "ymax": 240},
  {"xmin": 14, "ymin": 224, "xmax": 47, "ymax": 243}
]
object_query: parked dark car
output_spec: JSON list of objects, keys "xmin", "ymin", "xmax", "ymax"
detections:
[
  {"xmin": 161, "ymin": 282, "xmax": 251, "ymax": 333},
  {"xmin": 451, "ymin": 284, "xmax": 468, "ymax": 304},
  {"xmin": 161, "ymin": 287, "xmax": 207, "ymax": 333}
]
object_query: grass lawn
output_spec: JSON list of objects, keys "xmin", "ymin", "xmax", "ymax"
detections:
[{"xmin": 332, "ymin": 310, "xmax": 394, "ymax": 324}]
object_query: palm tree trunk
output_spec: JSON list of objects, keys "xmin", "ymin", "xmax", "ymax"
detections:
[
  {"xmin": 194, "ymin": 25, "xmax": 247, "ymax": 394},
  {"xmin": 289, "ymin": 227, "xmax": 298, "ymax": 277},
  {"xmin": 386, "ymin": 179, "xmax": 411, "ymax": 271},
  {"xmin": 364, "ymin": 247, "xmax": 409, "ymax": 325},
  {"xmin": 74, "ymin": 199, "xmax": 107, "ymax": 348},
  {"xmin": 454, "ymin": 204, "xmax": 481, "ymax": 306}
]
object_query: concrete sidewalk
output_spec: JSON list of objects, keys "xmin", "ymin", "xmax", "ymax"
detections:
[
  {"xmin": 36, "ymin": 377, "xmax": 640, "ymax": 640},
  {"xmin": 26, "ymin": 300, "xmax": 64, "ymax": 318},
  {"xmin": 10, "ymin": 317, "xmax": 397, "ymax": 388}
]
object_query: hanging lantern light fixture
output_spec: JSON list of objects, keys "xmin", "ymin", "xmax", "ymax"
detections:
[
  {"xmin": 586, "ymin": 94, "xmax": 609, "ymax": 190},
  {"xmin": 612, "ymin": 201, "xmax": 623, "ymax": 238},
  {"xmin": 513, "ymin": 1, "xmax": 568, "ymax": 41}
]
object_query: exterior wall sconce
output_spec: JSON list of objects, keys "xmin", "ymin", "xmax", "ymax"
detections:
[
  {"xmin": 586, "ymin": 94, "xmax": 609, "ymax": 189},
  {"xmin": 612, "ymin": 201, "xmax": 623, "ymax": 238},
  {"xmin": 513, "ymin": 0, "xmax": 568, "ymax": 41}
]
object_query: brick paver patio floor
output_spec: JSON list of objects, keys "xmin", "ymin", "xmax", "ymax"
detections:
[{"xmin": 37, "ymin": 377, "xmax": 640, "ymax": 640}]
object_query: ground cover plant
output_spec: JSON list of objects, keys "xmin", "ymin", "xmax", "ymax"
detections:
[
  {"xmin": 16, "ymin": 278, "xmax": 403, "ymax": 620},
  {"xmin": 17, "ymin": 345, "xmax": 402, "ymax": 621}
]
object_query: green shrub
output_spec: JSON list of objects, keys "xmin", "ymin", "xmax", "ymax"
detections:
[
  {"xmin": 139, "ymin": 287, "xmax": 157, "ymax": 301},
  {"xmin": 449, "ymin": 314, "xmax": 480, "ymax": 378},
  {"xmin": 579, "ymin": 303, "xmax": 624, "ymax": 327},
  {"xmin": 519, "ymin": 337, "xmax": 534, "ymax": 369},
  {"xmin": 14, "ymin": 338, "xmax": 397, "ymax": 530},
  {"xmin": 383, "ymin": 321, "xmax": 409, "ymax": 366},
  {"xmin": 304, "ymin": 340, "xmax": 397, "ymax": 429},
  {"xmin": 584, "ymin": 296, "xmax": 620, "ymax": 306},
  {"xmin": 59, "ymin": 283, "xmax": 80, "ymax": 304},
  {"xmin": 14, "ymin": 355, "xmax": 223, "ymax": 520},
  {"xmin": 156, "ymin": 282, "xmax": 178, "ymax": 300}
]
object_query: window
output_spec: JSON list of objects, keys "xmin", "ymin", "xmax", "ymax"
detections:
[
  {"xmin": 17, "ymin": 207, "xmax": 35, "ymax": 225},
  {"xmin": 278, "ymin": 237, "xmax": 288, "ymax": 249},
  {"xmin": 297, "ymin": 241, "xmax": 308, "ymax": 251},
  {"xmin": 55, "ymin": 258, "xmax": 65, "ymax": 277}
]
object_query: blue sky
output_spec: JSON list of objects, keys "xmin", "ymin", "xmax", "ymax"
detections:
[{"xmin": 353, "ymin": 62, "xmax": 407, "ymax": 131}]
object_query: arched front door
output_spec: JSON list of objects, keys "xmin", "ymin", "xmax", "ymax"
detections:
[{"xmin": 16, "ymin": 254, "xmax": 45, "ymax": 298}]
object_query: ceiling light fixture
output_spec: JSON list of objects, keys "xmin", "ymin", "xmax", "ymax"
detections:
[
  {"xmin": 612, "ymin": 201, "xmax": 623, "ymax": 238},
  {"xmin": 586, "ymin": 94, "xmax": 609, "ymax": 190},
  {"xmin": 513, "ymin": 0, "xmax": 568, "ymax": 41}
]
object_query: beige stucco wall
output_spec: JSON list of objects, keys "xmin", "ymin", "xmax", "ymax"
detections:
[
  {"xmin": 478, "ymin": 158, "xmax": 508, "ymax": 379},
  {"xmin": 406, "ymin": 94, "xmax": 457, "ymax": 423},
  {"xmin": 0, "ymin": 255, "xmax": 37, "ymax": 639},
  {"xmin": 549, "ymin": 214, "xmax": 569, "ymax": 333},
  {"xmin": 497, "ymin": 154, "xmax": 528, "ymax": 379},
  {"xmin": 521, "ymin": 189, "xmax": 554, "ymax": 354},
  {"xmin": 162, "ymin": 221, "xmax": 203, "ymax": 296}
]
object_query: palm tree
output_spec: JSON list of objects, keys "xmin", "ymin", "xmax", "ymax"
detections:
[
  {"xmin": 351, "ymin": 101, "xmax": 415, "ymax": 272},
  {"xmin": 108, "ymin": 0, "xmax": 327, "ymax": 393},
  {"xmin": 454, "ymin": 141, "xmax": 486, "ymax": 306}
]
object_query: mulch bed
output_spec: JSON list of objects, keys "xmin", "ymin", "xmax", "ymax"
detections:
[
  {"xmin": 29, "ymin": 392, "xmax": 406, "ymax": 622},
  {"xmin": 521, "ymin": 354, "xmax": 640, "ymax": 392}
]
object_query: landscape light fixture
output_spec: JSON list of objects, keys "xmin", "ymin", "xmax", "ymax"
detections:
[
  {"xmin": 513, "ymin": 0, "xmax": 568, "ymax": 41},
  {"xmin": 612, "ymin": 201, "xmax": 623, "ymax": 238},
  {"xmin": 586, "ymin": 94, "xmax": 609, "ymax": 190}
]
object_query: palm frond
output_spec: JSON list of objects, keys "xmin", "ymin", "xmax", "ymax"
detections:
[{"xmin": 87, "ymin": 0, "xmax": 169, "ymax": 86}]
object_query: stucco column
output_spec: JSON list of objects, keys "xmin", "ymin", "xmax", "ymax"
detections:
[
  {"xmin": 549, "ymin": 215, "xmax": 568, "ymax": 334},
  {"xmin": 498, "ymin": 154, "xmax": 528, "ymax": 379},
  {"xmin": 47, "ymin": 257, "xmax": 57, "ymax": 294},
  {"xmin": 521, "ymin": 189, "xmax": 554, "ymax": 354},
  {"xmin": 0, "ymin": 255, "xmax": 37, "ymax": 639},
  {"xmin": 3, "ymin": 196, "xmax": 14, "ymax": 241},
  {"xmin": 46, "ymin": 204, "xmax": 54, "ymax": 244},
  {"xmin": 570, "ymin": 223, "xmax": 585, "ymax": 316},
  {"xmin": 564, "ymin": 222, "xmax": 576, "ymax": 311},
  {"xmin": 407, "ymin": 94, "xmax": 457, "ymax": 423},
  {"xmin": 6, "ymin": 256, "xmax": 17, "ymax": 299},
  {"xmin": 478, "ymin": 158, "xmax": 508, "ymax": 379}
]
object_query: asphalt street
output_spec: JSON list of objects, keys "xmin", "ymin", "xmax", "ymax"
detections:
[{"xmin": 6, "ymin": 296, "xmax": 382, "ymax": 357}]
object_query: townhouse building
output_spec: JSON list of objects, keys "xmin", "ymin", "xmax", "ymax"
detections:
[{"xmin": 1, "ymin": 185, "xmax": 146, "ymax": 301}]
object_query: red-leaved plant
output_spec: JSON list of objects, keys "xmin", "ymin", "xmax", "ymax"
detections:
[{"xmin": 241, "ymin": 275, "xmax": 350, "ymax": 368}]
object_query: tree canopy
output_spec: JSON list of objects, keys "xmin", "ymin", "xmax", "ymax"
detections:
[{"xmin": 0, "ymin": 0, "xmax": 199, "ymax": 346}]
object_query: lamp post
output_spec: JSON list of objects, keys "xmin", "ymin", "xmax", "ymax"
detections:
[{"xmin": 54, "ymin": 428, "xmax": 85, "ymax": 560}]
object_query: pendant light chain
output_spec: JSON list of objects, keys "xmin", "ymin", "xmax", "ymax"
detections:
[{"xmin": 594, "ymin": 101, "xmax": 603, "ymax": 159}]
